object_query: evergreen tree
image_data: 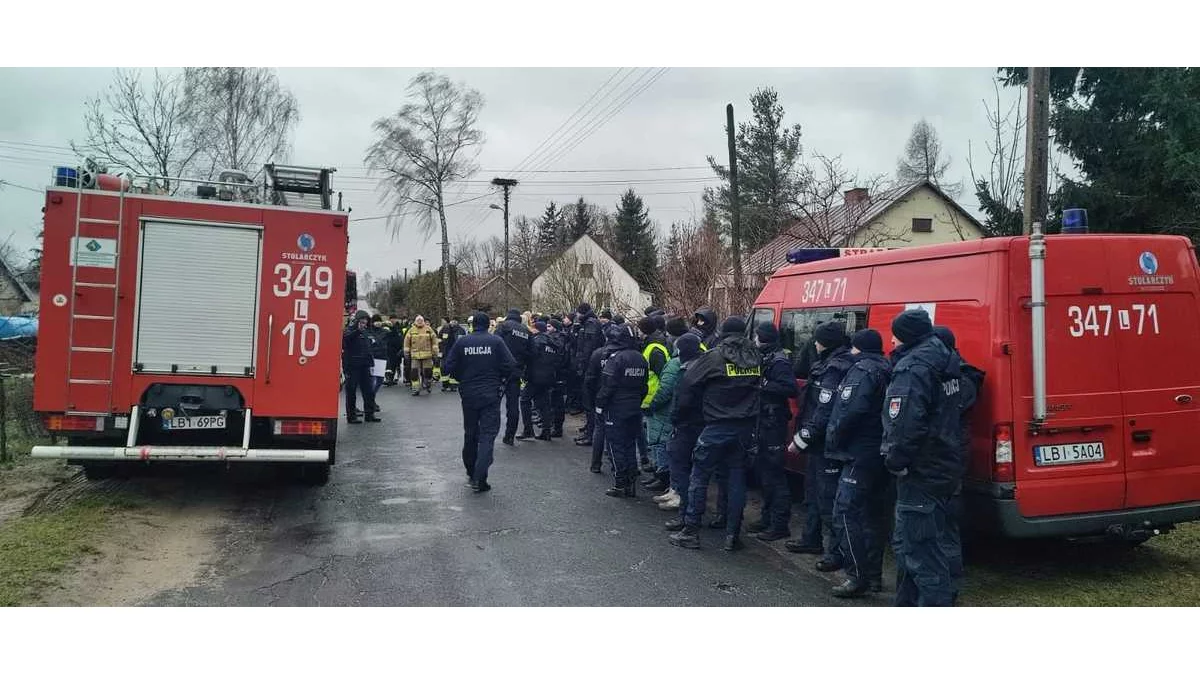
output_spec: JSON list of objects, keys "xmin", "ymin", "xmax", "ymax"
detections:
[
  {"xmin": 567, "ymin": 197, "xmax": 594, "ymax": 240},
  {"xmin": 612, "ymin": 189, "xmax": 658, "ymax": 291},
  {"xmin": 536, "ymin": 201, "xmax": 566, "ymax": 253},
  {"xmin": 705, "ymin": 87, "xmax": 804, "ymax": 251}
]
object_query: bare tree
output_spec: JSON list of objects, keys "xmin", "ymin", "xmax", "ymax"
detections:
[
  {"xmin": 968, "ymin": 82, "xmax": 1026, "ymax": 237},
  {"xmin": 183, "ymin": 68, "xmax": 300, "ymax": 180},
  {"xmin": 783, "ymin": 154, "xmax": 907, "ymax": 248},
  {"xmin": 896, "ymin": 119, "xmax": 962, "ymax": 196},
  {"xmin": 365, "ymin": 72, "xmax": 485, "ymax": 319},
  {"xmin": 73, "ymin": 69, "xmax": 200, "ymax": 194},
  {"xmin": 510, "ymin": 215, "xmax": 540, "ymax": 292},
  {"xmin": 657, "ymin": 220, "xmax": 727, "ymax": 316}
]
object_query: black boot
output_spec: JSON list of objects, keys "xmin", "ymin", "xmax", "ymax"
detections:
[
  {"xmin": 707, "ymin": 515, "xmax": 727, "ymax": 530},
  {"xmin": 664, "ymin": 517, "xmax": 685, "ymax": 532},
  {"xmin": 517, "ymin": 429, "xmax": 536, "ymax": 440},
  {"xmin": 756, "ymin": 530, "xmax": 790, "ymax": 542},
  {"xmin": 536, "ymin": 430, "xmax": 552, "ymax": 441},
  {"xmin": 551, "ymin": 429, "xmax": 563, "ymax": 438},
  {"xmin": 347, "ymin": 416, "xmax": 362, "ymax": 425},
  {"xmin": 747, "ymin": 520, "xmax": 769, "ymax": 534},
  {"xmin": 589, "ymin": 464, "xmax": 602, "ymax": 474},
  {"xmin": 722, "ymin": 535, "xmax": 744, "ymax": 552},
  {"xmin": 643, "ymin": 477, "xmax": 669, "ymax": 492},
  {"xmin": 784, "ymin": 540, "xmax": 823, "ymax": 554},
  {"xmin": 501, "ymin": 436, "xmax": 515, "ymax": 446},
  {"xmin": 831, "ymin": 578, "xmax": 871, "ymax": 599},
  {"xmin": 669, "ymin": 525, "xmax": 701, "ymax": 549},
  {"xmin": 816, "ymin": 557, "xmax": 844, "ymax": 573}
]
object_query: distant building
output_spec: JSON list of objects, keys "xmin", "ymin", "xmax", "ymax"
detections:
[
  {"xmin": 461, "ymin": 274, "xmax": 531, "ymax": 316},
  {"xmin": 531, "ymin": 234, "xmax": 653, "ymax": 316},
  {"xmin": 713, "ymin": 179, "xmax": 985, "ymax": 314},
  {"xmin": 0, "ymin": 255, "xmax": 37, "ymax": 315}
]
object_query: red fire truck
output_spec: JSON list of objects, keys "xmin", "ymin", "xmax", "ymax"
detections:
[
  {"xmin": 31, "ymin": 163, "xmax": 348, "ymax": 485},
  {"xmin": 754, "ymin": 226, "xmax": 1200, "ymax": 542}
]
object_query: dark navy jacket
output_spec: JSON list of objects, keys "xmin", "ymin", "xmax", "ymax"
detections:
[
  {"xmin": 825, "ymin": 352, "xmax": 892, "ymax": 463},
  {"xmin": 880, "ymin": 335, "xmax": 964, "ymax": 496},
  {"xmin": 760, "ymin": 345, "xmax": 799, "ymax": 422},
  {"xmin": 342, "ymin": 325, "xmax": 373, "ymax": 368},
  {"xmin": 526, "ymin": 332, "xmax": 566, "ymax": 386},
  {"xmin": 443, "ymin": 329, "xmax": 517, "ymax": 403},
  {"xmin": 584, "ymin": 342, "xmax": 617, "ymax": 409},
  {"xmin": 596, "ymin": 328, "xmax": 648, "ymax": 418},
  {"xmin": 676, "ymin": 334, "xmax": 762, "ymax": 425},
  {"xmin": 573, "ymin": 315, "xmax": 604, "ymax": 374},
  {"xmin": 495, "ymin": 318, "xmax": 532, "ymax": 369},
  {"xmin": 795, "ymin": 346, "xmax": 855, "ymax": 453}
]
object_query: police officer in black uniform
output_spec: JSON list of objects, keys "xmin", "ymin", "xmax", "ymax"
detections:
[
  {"xmin": 494, "ymin": 308, "xmax": 531, "ymax": 446},
  {"xmin": 786, "ymin": 321, "xmax": 854, "ymax": 570},
  {"xmin": 443, "ymin": 311, "xmax": 517, "ymax": 493},
  {"xmin": 519, "ymin": 320, "xmax": 560, "ymax": 441},
  {"xmin": 546, "ymin": 319, "xmax": 569, "ymax": 438},
  {"xmin": 572, "ymin": 303, "xmax": 605, "ymax": 444},
  {"xmin": 384, "ymin": 318, "xmax": 405, "ymax": 387},
  {"xmin": 663, "ymin": 333, "xmax": 705, "ymax": 532},
  {"xmin": 747, "ymin": 321, "xmax": 799, "ymax": 542},
  {"xmin": 825, "ymin": 328, "xmax": 892, "ymax": 598},
  {"xmin": 883, "ymin": 309, "xmax": 965, "ymax": 606},
  {"xmin": 342, "ymin": 310, "xmax": 380, "ymax": 424},
  {"xmin": 595, "ymin": 322, "xmax": 648, "ymax": 497},
  {"xmin": 583, "ymin": 326, "xmax": 620, "ymax": 470},
  {"xmin": 438, "ymin": 317, "xmax": 465, "ymax": 392},
  {"xmin": 669, "ymin": 317, "xmax": 761, "ymax": 552}
]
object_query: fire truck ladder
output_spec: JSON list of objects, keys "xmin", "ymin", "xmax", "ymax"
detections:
[{"xmin": 64, "ymin": 176, "xmax": 127, "ymax": 416}]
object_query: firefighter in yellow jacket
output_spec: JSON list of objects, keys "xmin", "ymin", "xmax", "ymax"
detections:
[{"xmin": 404, "ymin": 315, "xmax": 439, "ymax": 396}]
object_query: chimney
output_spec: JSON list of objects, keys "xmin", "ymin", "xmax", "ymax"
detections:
[{"xmin": 843, "ymin": 187, "xmax": 869, "ymax": 208}]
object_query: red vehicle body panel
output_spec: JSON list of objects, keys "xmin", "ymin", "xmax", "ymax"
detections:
[
  {"xmin": 35, "ymin": 188, "xmax": 348, "ymax": 426},
  {"xmin": 754, "ymin": 234, "xmax": 1200, "ymax": 538}
]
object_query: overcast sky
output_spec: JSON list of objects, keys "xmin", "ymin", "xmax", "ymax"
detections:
[{"xmin": 0, "ymin": 67, "xmax": 1025, "ymax": 282}]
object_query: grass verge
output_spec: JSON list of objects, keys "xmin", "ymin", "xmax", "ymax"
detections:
[
  {"xmin": 0, "ymin": 492, "xmax": 145, "ymax": 606},
  {"xmin": 963, "ymin": 523, "xmax": 1200, "ymax": 606}
]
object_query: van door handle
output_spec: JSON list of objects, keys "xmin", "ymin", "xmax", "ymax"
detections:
[
  {"xmin": 1132, "ymin": 430, "xmax": 1152, "ymax": 443},
  {"xmin": 1176, "ymin": 394, "xmax": 1193, "ymax": 405}
]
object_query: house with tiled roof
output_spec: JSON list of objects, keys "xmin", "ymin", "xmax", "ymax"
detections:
[{"xmin": 0, "ymin": 254, "xmax": 37, "ymax": 315}]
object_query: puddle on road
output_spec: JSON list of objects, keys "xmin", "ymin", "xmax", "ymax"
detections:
[{"xmin": 380, "ymin": 496, "xmax": 436, "ymax": 505}]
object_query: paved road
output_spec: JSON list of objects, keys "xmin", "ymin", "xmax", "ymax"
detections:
[{"xmin": 146, "ymin": 384, "xmax": 886, "ymax": 606}]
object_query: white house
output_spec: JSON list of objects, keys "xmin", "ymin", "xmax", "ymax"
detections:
[
  {"xmin": 0, "ymin": 255, "xmax": 37, "ymax": 315},
  {"xmin": 531, "ymin": 234, "xmax": 653, "ymax": 315}
]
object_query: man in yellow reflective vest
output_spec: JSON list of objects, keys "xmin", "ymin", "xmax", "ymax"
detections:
[{"xmin": 638, "ymin": 316, "xmax": 673, "ymax": 492}]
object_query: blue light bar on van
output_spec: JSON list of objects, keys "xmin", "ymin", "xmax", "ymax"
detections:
[
  {"xmin": 1062, "ymin": 208, "xmax": 1089, "ymax": 234},
  {"xmin": 785, "ymin": 247, "xmax": 891, "ymax": 265}
]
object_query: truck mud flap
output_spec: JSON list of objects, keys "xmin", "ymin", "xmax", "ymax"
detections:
[{"xmin": 31, "ymin": 446, "xmax": 329, "ymax": 463}]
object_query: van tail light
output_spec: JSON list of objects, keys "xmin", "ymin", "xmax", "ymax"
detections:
[
  {"xmin": 992, "ymin": 423, "xmax": 1015, "ymax": 482},
  {"xmin": 273, "ymin": 419, "xmax": 330, "ymax": 436},
  {"xmin": 44, "ymin": 414, "xmax": 104, "ymax": 432}
]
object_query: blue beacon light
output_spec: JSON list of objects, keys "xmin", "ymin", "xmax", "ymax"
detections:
[{"xmin": 1062, "ymin": 208, "xmax": 1089, "ymax": 234}]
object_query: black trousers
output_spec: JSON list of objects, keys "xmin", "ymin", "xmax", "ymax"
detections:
[
  {"xmin": 344, "ymin": 363, "xmax": 375, "ymax": 417},
  {"xmin": 502, "ymin": 377, "xmax": 523, "ymax": 439},
  {"xmin": 519, "ymin": 382, "xmax": 551, "ymax": 435}
]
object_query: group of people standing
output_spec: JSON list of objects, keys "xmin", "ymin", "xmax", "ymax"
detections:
[
  {"xmin": 342, "ymin": 311, "xmax": 468, "ymax": 423},
  {"xmin": 423, "ymin": 299, "xmax": 985, "ymax": 607}
]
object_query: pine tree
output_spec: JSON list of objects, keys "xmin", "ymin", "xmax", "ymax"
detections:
[
  {"xmin": 536, "ymin": 201, "xmax": 566, "ymax": 253},
  {"xmin": 567, "ymin": 197, "xmax": 594, "ymax": 240},
  {"xmin": 613, "ymin": 189, "xmax": 658, "ymax": 292}
]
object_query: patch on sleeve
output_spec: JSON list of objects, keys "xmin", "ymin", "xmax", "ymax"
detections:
[
  {"xmin": 888, "ymin": 396, "xmax": 903, "ymax": 419},
  {"xmin": 818, "ymin": 388, "xmax": 833, "ymax": 404},
  {"xmin": 840, "ymin": 386, "xmax": 854, "ymax": 401},
  {"xmin": 799, "ymin": 427, "xmax": 811, "ymax": 440}
]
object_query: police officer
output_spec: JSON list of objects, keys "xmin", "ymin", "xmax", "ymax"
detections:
[
  {"xmin": 786, "ymin": 321, "xmax": 854, "ymax": 572},
  {"xmin": 661, "ymin": 333, "xmax": 704, "ymax": 527},
  {"xmin": 933, "ymin": 325, "xmax": 985, "ymax": 603},
  {"xmin": 546, "ymin": 319, "xmax": 570, "ymax": 438},
  {"xmin": 639, "ymin": 316, "xmax": 672, "ymax": 491},
  {"xmin": 438, "ymin": 317, "xmax": 466, "ymax": 392},
  {"xmin": 519, "ymin": 320, "xmax": 560, "ymax": 441},
  {"xmin": 882, "ymin": 309, "xmax": 965, "ymax": 606},
  {"xmin": 494, "ymin": 308, "xmax": 532, "ymax": 445},
  {"xmin": 572, "ymin": 303, "xmax": 605, "ymax": 445},
  {"xmin": 689, "ymin": 306, "xmax": 721, "ymax": 350},
  {"xmin": 443, "ymin": 311, "xmax": 517, "ymax": 493},
  {"xmin": 342, "ymin": 310, "xmax": 381, "ymax": 424},
  {"xmin": 825, "ymin": 328, "xmax": 892, "ymax": 598},
  {"xmin": 384, "ymin": 318, "xmax": 405, "ymax": 387},
  {"xmin": 669, "ymin": 317, "xmax": 760, "ymax": 552},
  {"xmin": 583, "ymin": 326, "xmax": 620, "ymax": 471},
  {"xmin": 595, "ymin": 323, "xmax": 648, "ymax": 497},
  {"xmin": 748, "ymin": 321, "xmax": 799, "ymax": 542},
  {"xmin": 366, "ymin": 315, "xmax": 390, "ymax": 404}
]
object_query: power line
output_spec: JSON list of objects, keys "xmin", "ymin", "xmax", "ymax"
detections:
[
  {"xmin": 0, "ymin": 179, "xmax": 42, "ymax": 194},
  {"xmin": 348, "ymin": 192, "xmax": 495, "ymax": 222}
]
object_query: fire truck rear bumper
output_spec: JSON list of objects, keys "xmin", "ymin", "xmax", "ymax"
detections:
[{"xmin": 31, "ymin": 446, "xmax": 329, "ymax": 463}]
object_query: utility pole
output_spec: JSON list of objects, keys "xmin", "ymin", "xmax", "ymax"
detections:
[
  {"xmin": 727, "ymin": 103, "xmax": 743, "ymax": 315},
  {"xmin": 415, "ymin": 259, "xmax": 423, "ymax": 276},
  {"xmin": 491, "ymin": 177, "xmax": 519, "ymax": 310},
  {"xmin": 1024, "ymin": 67, "xmax": 1051, "ymax": 235}
]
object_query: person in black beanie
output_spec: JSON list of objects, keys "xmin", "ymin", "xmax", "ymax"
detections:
[
  {"xmin": 823, "ymin": 328, "xmax": 892, "ymax": 598},
  {"xmin": 747, "ymin": 321, "xmax": 800, "ymax": 542},
  {"xmin": 494, "ymin": 308, "xmax": 532, "ymax": 445},
  {"xmin": 785, "ymin": 320, "xmax": 854, "ymax": 573},
  {"xmin": 571, "ymin": 303, "xmax": 604, "ymax": 431},
  {"xmin": 638, "ymin": 315, "xmax": 673, "ymax": 490}
]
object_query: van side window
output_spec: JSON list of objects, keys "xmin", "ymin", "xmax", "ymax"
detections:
[
  {"xmin": 749, "ymin": 307, "xmax": 776, "ymax": 336},
  {"xmin": 780, "ymin": 306, "xmax": 869, "ymax": 356}
]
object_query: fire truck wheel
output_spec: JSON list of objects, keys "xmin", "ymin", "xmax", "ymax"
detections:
[
  {"xmin": 80, "ymin": 461, "xmax": 119, "ymax": 481},
  {"xmin": 298, "ymin": 463, "xmax": 331, "ymax": 487}
]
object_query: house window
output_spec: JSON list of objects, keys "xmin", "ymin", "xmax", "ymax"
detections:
[
  {"xmin": 579, "ymin": 263, "xmax": 594, "ymax": 278},
  {"xmin": 911, "ymin": 218, "xmax": 933, "ymax": 233}
]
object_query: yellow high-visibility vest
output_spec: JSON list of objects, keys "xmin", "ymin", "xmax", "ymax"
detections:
[{"xmin": 641, "ymin": 341, "xmax": 671, "ymax": 408}]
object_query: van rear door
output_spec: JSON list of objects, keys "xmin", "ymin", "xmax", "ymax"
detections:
[
  {"xmin": 1011, "ymin": 237, "xmax": 1127, "ymax": 517},
  {"xmin": 1105, "ymin": 239, "xmax": 1200, "ymax": 509}
]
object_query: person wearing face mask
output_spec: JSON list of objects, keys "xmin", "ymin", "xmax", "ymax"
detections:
[
  {"xmin": 785, "ymin": 321, "xmax": 854, "ymax": 574},
  {"xmin": 824, "ymin": 328, "xmax": 892, "ymax": 598},
  {"xmin": 747, "ymin": 321, "xmax": 800, "ymax": 543},
  {"xmin": 659, "ymin": 333, "xmax": 705, "ymax": 522}
]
